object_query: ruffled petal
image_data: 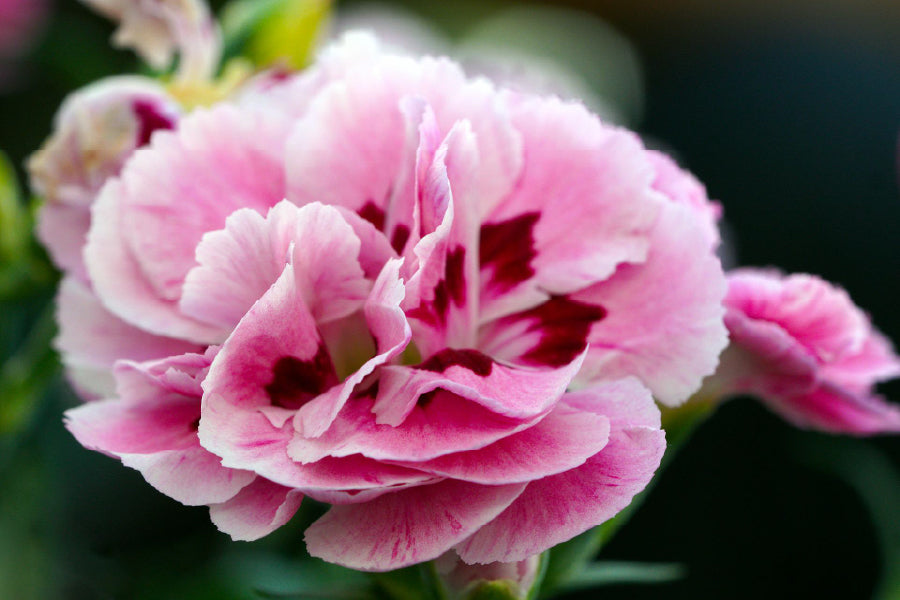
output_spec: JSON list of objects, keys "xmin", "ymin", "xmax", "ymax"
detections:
[
  {"xmin": 478, "ymin": 96, "xmax": 659, "ymax": 319},
  {"xmin": 389, "ymin": 401, "xmax": 610, "ymax": 485},
  {"xmin": 455, "ymin": 378, "xmax": 664, "ymax": 563},
  {"xmin": 571, "ymin": 201, "xmax": 728, "ymax": 405},
  {"xmin": 180, "ymin": 201, "xmax": 371, "ymax": 332},
  {"xmin": 55, "ymin": 277, "xmax": 200, "ymax": 397},
  {"xmin": 305, "ymin": 479, "xmax": 526, "ymax": 571},
  {"xmin": 372, "ymin": 348, "xmax": 583, "ymax": 426},
  {"xmin": 209, "ymin": 477, "xmax": 304, "ymax": 542}
]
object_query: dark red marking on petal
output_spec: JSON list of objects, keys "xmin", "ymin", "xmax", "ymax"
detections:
[
  {"xmin": 358, "ymin": 201, "xmax": 386, "ymax": 232},
  {"xmin": 513, "ymin": 296, "xmax": 607, "ymax": 367},
  {"xmin": 390, "ymin": 224, "xmax": 410, "ymax": 254},
  {"xmin": 132, "ymin": 99, "xmax": 176, "ymax": 146},
  {"xmin": 189, "ymin": 416, "xmax": 201, "ymax": 432},
  {"xmin": 418, "ymin": 348, "xmax": 494, "ymax": 376},
  {"xmin": 406, "ymin": 279, "xmax": 450, "ymax": 327},
  {"xmin": 417, "ymin": 390, "xmax": 437, "ymax": 409},
  {"xmin": 479, "ymin": 212, "xmax": 540, "ymax": 292},
  {"xmin": 264, "ymin": 346, "xmax": 337, "ymax": 409},
  {"xmin": 445, "ymin": 246, "xmax": 466, "ymax": 307}
]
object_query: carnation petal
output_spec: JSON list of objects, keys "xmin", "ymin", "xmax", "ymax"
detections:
[
  {"xmin": 572, "ymin": 202, "xmax": 729, "ymax": 405},
  {"xmin": 389, "ymin": 402, "xmax": 610, "ymax": 484},
  {"xmin": 479, "ymin": 96, "xmax": 659, "ymax": 316},
  {"xmin": 372, "ymin": 348, "xmax": 583, "ymax": 426},
  {"xmin": 181, "ymin": 201, "xmax": 371, "ymax": 332},
  {"xmin": 55, "ymin": 277, "xmax": 200, "ymax": 397},
  {"xmin": 305, "ymin": 479, "xmax": 526, "ymax": 571},
  {"xmin": 209, "ymin": 478, "xmax": 304, "ymax": 542},
  {"xmin": 287, "ymin": 392, "xmax": 531, "ymax": 464},
  {"xmin": 456, "ymin": 379, "xmax": 664, "ymax": 563}
]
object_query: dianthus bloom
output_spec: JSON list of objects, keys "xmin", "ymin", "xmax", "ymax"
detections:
[
  {"xmin": 705, "ymin": 269, "xmax": 900, "ymax": 434},
  {"xmin": 52, "ymin": 34, "xmax": 729, "ymax": 570}
]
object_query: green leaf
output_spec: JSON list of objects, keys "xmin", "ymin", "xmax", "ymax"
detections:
[
  {"xmin": 796, "ymin": 438, "xmax": 900, "ymax": 600},
  {"xmin": 221, "ymin": 0, "xmax": 330, "ymax": 69},
  {"xmin": 551, "ymin": 561, "xmax": 685, "ymax": 594}
]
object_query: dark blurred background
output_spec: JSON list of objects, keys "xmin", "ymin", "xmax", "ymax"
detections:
[{"xmin": 1, "ymin": 1, "xmax": 899, "ymax": 598}]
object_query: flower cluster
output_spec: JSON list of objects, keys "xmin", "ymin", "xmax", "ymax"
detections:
[{"xmin": 31, "ymin": 0, "xmax": 900, "ymax": 576}]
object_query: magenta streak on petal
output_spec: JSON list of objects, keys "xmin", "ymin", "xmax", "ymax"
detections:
[
  {"xmin": 264, "ymin": 346, "xmax": 337, "ymax": 409},
  {"xmin": 357, "ymin": 201, "xmax": 386, "ymax": 232},
  {"xmin": 418, "ymin": 348, "xmax": 494, "ymax": 377},
  {"xmin": 132, "ymin": 99, "xmax": 176, "ymax": 146},
  {"xmin": 516, "ymin": 296, "xmax": 607, "ymax": 367},
  {"xmin": 479, "ymin": 212, "xmax": 539, "ymax": 292}
]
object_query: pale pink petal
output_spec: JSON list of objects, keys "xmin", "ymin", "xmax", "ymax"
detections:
[
  {"xmin": 456, "ymin": 379, "xmax": 664, "ymax": 563},
  {"xmin": 36, "ymin": 203, "xmax": 91, "ymax": 282},
  {"xmin": 479, "ymin": 95, "xmax": 659, "ymax": 316},
  {"xmin": 305, "ymin": 479, "xmax": 526, "ymax": 571},
  {"xmin": 209, "ymin": 478, "xmax": 304, "ymax": 542},
  {"xmin": 85, "ymin": 178, "xmax": 224, "ymax": 343},
  {"xmin": 570, "ymin": 201, "xmax": 729, "ymax": 405},
  {"xmin": 180, "ymin": 201, "xmax": 371, "ymax": 331},
  {"xmin": 120, "ymin": 445, "xmax": 254, "ymax": 505},
  {"xmin": 647, "ymin": 150, "xmax": 721, "ymax": 248},
  {"xmin": 436, "ymin": 551, "xmax": 540, "ymax": 599},
  {"xmin": 287, "ymin": 391, "xmax": 532, "ymax": 464},
  {"xmin": 55, "ymin": 277, "xmax": 200, "ymax": 397},
  {"xmin": 388, "ymin": 402, "xmax": 610, "ymax": 485},
  {"xmin": 371, "ymin": 348, "xmax": 583, "ymax": 427},
  {"xmin": 122, "ymin": 104, "xmax": 289, "ymax": 301}
]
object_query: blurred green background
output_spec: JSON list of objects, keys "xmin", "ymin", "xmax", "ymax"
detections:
[{"xmin": 1, "ymin": 1, "xmax": 899, "ymax": 598}]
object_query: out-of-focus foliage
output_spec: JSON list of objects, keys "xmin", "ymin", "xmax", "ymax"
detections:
[{"xmin": 222, "ymin": 0, "xmax": 331, "ymax": 69}]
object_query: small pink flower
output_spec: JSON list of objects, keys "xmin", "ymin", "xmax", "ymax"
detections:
[
  {"xmin": 56, "ymin": 34, "xmax": 729, "ymax": 570},
  {"xmin": 28, "ymin": 77, "xmax": 181, "ymax": 280},
  {"xmin": 708, "ymin": 269, "xmax": 900, "ymax": 434}
]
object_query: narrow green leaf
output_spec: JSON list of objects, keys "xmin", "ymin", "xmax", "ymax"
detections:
[{"xmin": 553, "ymin": 561, "xmax": 685, "ymax": 593}]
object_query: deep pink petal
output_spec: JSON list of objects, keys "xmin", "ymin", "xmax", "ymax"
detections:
[
  {"xmin": 209, "ymin": 478, "xmax": 304, "ymax": 542},
  {"xmin": 304, "ymin": 479, "xmax": 526, "ymax": 571},
  {"xmin": 198, "ymin": 263, "xmax": 329, "ymax": 473},
  {"xmin": 765, "ymin": 383, "xmax": 900, "ymax": 435},
  {"xmin": 726, "ymin": 270, "xmax": 869, "ymax": 363}
]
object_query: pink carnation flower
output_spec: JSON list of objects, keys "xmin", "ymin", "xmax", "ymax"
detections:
[
  {"xmin": 708, "ymin": 269, "xmax": 900, "ymax": 434},
  {"xmin": 57, "ymin": 34, "xmax": 728, "ymax": 570}
]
